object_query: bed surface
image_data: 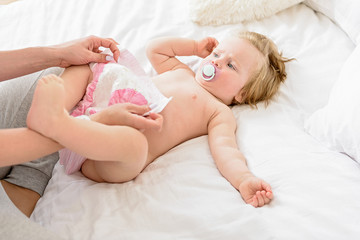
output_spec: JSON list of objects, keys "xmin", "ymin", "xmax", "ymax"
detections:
[{"xmin": 1, "ymin": 0, "xmax": 360, "ymax": 239}]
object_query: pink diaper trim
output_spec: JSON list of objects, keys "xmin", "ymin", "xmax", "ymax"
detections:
[
  {"xmin": 71, "ymin": 63, "xmax": 105, "ymax": 117},
  {"xmin": 108, "ymin": 88, "xmax": 148, "ymax": 106},
  {"xmin": 59, "ymin": 148, "xmax": 87, "ymax": 175}
]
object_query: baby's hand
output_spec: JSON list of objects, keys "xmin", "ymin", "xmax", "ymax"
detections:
[
  {"xmin": 238, "ymin": 175, "xmax": 273, "ymax": 208},
  {"xmin": 195, "ymin": 37, "xmax": 219, "ymax": 58}
]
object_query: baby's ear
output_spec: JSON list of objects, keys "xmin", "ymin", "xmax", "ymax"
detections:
[{"xmin": 233, "ymin": 92, "xmax": 242, "ymax": 104}]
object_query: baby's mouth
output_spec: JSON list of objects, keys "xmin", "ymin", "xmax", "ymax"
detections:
[{"xmin": 201, "ymin": 63, "xmax": 216, "ymax": 81}]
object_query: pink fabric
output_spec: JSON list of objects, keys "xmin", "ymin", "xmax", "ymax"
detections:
[
  {"xmin": 71, "ymin": 62, "xmax": 106, "ymax": 117},
  {"xmin": 59, "ymin": 148, "xmax": 87, "ymax": 175},
  {"xmin": 108, "ymin": 88, "xmax": 148, "ymax": 106}
]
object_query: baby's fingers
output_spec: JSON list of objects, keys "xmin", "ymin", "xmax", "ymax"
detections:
[
  {"xmin": 261, "ymin": 181, "xmax": 272, "ymax": 192},
  {"xmin": 251, "ymin": 191, "xmax": 272, "ymax": 208},
  {"xmin": 250, "ymin": 195, "xmax": 259, "ymax": 208},
  {"xmin": 207, "ymin": 37, "xmax": 219, "ymax": 49},
  {"xmin": 256, "ymin": 191, "xmax": 265, "ymax": 207},
  {"xmin": 261, "ymin": 191, "xmax": 272, "ymax": 205},
  {"xmin": 265, "ymin": 190, "xmax": 273, "ymax": 200}
]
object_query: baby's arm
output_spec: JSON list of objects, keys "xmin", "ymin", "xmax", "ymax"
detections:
[
  {"xmin": 208, "ymin": 108, "xmax": 273, "ymax": 207},
  {"xmin": 146, "ymin": 37, "xmax": 218, "ymax": 74}
]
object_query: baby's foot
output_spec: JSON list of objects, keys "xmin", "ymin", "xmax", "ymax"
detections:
[{"xmin": 27, "ymin": 74, "xmax": 68, "ymax": 139}]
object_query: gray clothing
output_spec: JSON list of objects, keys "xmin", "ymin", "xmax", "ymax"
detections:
[
  {"xmin": 0, "ymin": 67, "xmax": 63, "ymax": 196},
  {"xmin": 0, "ymin": 68, "xmax": 65, "ymax": 239}
]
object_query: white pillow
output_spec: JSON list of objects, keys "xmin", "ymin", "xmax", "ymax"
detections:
[
  {"xmin": 189, "ymin": 0, "xmax": 303, "ymax": 26},
  {"xmin": 304, "ymin": 0, "xmax": 360, "ymax": 45},
  {"xmin": 304, "ymin": 44, "xmax": 360, "ymax": 162}
]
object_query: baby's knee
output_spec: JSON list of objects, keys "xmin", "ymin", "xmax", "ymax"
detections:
[
  {"xmin": 96, "ymin": 160, "xmax": 145, "ymax": 183},
  {"xmin": 95, "ymin": 127, "xmax": 148, "ymax": 183}
]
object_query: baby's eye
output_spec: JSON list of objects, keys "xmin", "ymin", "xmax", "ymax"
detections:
[
  {"xmin": 228, "ymin": 63, "xmax": 236, "ymax": 70},
  {"xmin": 213, "ymin": 52, "xmax": 219, "ymax": 58}
]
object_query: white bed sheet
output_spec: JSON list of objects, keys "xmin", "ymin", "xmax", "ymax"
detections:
[{"xmin": 1, "ymin": 0, "xmax": 360, "ymax": 239}]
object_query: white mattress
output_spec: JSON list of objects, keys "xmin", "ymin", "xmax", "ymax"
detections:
[{"xmin": 1, "ymin": 0, "xmax": 360, "ymax": 239}]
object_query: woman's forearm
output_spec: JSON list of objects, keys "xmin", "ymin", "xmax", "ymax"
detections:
[{"xmin": 0, "ymin": 47, "xmax": 59, "ymax": 82}]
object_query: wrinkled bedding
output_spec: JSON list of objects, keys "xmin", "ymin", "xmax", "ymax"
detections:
[{"xmin": 1, "ymin": 0, "xmax": 359, "ymax": 239}]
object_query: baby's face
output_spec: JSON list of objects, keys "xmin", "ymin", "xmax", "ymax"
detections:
[{"xmin": 196, "ymin": 37, "xmax": 264, "ymax": 105}]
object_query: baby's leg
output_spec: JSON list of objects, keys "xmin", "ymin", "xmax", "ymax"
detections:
[
  {"xmin": 60, "ymin": 65, "xmax": 91, "ymax": 111},
  {"xmin": 27, "ymin": 75, "xmax": 148, "ymax": 165},
  {"xmin": 81, "ymin": 128, "xmax": 148, "ymax": 183},
  {"xmin": 26, "ymin": 74, "xmax": 68, "ymax": 138}
]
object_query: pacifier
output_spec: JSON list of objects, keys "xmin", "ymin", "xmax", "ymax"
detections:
[{"xmin": 201, "ymin": 63, "xmax": 216, "ymax": 81}]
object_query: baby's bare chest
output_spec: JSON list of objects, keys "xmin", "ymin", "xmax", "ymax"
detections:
[
  {"xmin": 160, "ymin": 83, "xmax": 211, "ymax": 137},
  {"xmin": 152, "ymin": 72, "xmax": 211, "ymax": 115},
  {"xmin": 144, "ymin": 73, "xmax": 218, "ymax": 157}
]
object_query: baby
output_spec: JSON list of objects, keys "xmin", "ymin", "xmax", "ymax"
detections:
[{"xmin": 27, "ymin": 31, "xmax": 290, "ymax": 207}]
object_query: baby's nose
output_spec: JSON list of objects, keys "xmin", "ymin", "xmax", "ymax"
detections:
[{"xmin": 211, "ymin": 60, "xmax": 221, "ymax": 67}]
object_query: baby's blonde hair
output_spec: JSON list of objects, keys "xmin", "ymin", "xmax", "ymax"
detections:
[{"xmin": 233, "ymin": 31, "xmax": 293, "ymax": 108}]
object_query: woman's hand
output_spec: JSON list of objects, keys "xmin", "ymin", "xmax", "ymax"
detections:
[
  {"xmin": 54, "ymin": 35, "xmax": 120, "ymax": 68},
  {"xmin": 90, "ymin": 103, "xmax": 163, "ymax": 131}
]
